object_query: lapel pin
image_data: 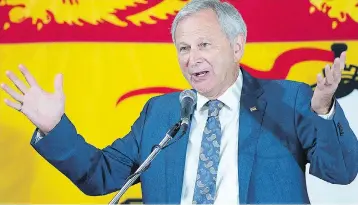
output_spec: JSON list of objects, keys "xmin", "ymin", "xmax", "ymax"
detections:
[{"xmin": 250, "ymin": 106, "xmax": 257, "ymax": 112}]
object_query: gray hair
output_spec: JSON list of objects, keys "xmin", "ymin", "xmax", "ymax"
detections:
[{"xmin": 171, "ymin": 0, "xmax": 247, "ymax": 45}]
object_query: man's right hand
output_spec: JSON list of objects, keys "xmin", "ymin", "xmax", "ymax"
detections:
[{"xmin": 1, "ymin": 64, "xmax": 65, "ymax": 135}]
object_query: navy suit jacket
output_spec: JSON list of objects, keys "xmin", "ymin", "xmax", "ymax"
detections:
[{"xmin": 31, "ymin": 69, "xmax": 357, "ymax": 204}]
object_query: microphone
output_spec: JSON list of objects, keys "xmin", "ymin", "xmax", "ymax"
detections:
[
  {"xmin": 108, "ymin": 91, "xmax": 196, "ymax": 205},
  {"xmin": 108, "ymin": 121, "xmax": 182, "ymax": 205},
  {"xmin": 179, "ymin": 89, "xmax": 197, "ymax": 132}
]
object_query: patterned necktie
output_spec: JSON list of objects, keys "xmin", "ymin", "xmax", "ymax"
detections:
[{"xmin": 192, "ymin": 100, "xmax": 224, "ymax": 204}]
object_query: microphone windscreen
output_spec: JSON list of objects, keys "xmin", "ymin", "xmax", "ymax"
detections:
[{"xmin": 179, "ymin": 89, "xmax": 197, "ymax": 104}]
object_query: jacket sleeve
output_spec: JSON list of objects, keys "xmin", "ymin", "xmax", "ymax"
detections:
[
  {"xmin": 30, "ymin": 99, "xmax": 152, "ymax": 196},
  {"xmin": 294, "ymin": 83, "xmax": 358, "ymax": 184}
]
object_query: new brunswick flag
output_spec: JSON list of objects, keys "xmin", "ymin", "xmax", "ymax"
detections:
[{"xmin": 0, "ymin": 0, "xmax": 357, "ymax": 204}]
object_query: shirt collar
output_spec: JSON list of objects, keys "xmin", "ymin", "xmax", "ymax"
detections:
[{"xmin": 196, "ymin": 69, "xmax": 243, "ymax": 112}]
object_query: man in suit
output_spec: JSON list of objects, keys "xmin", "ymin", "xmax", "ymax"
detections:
[{"xmin": 1, "ymin": 0, "xmax": 357, "ymax": 204}]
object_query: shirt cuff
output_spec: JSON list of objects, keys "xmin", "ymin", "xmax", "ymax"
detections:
[
  {"xmin": 34, "ymin": 130, "xmax": 44, "ymax": 144},
  {"xmin": 317, "ymin": 100, "xmax": 336, "ymax": 120}
]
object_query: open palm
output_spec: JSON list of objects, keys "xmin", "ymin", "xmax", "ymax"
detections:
[
  {"xmin": 1, "ymin": 65, "xmax": 65, "ymax": 134},
  {"xmin": 311, "ymin": 52, "xmax": 346, "ymax": 114}
]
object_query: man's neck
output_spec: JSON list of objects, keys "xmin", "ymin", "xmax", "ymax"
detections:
[{"xmin": 205, "ymin": 69, "xmax": 240, "ymax": 100}]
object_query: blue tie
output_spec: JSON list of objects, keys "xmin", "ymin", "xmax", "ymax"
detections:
[{"xmin": 192, "ymin": 100, "xmax": 224, "ymax": 204}]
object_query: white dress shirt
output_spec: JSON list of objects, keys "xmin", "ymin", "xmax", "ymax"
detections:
[
  {"xmin": 179, "ymin": 69, "xmax": 335, "ymax": 205},
  {"xmin": 180, "ymin": 71, "xmax": 243, "ymax": 205}
]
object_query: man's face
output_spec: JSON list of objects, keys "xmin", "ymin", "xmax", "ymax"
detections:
[{"xmin": 175, "ymin": 9, "xmax": 244, "ymax": 99}]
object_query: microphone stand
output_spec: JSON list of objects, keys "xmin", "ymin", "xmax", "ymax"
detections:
[{"xmin": 108, "ymin": 121, "xmax": 183, "ymax": 205}]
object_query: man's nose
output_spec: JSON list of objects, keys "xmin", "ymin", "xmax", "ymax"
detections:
[{"xmin": 188, "ymin": 49, "xmax": 203, "ymax": 68}]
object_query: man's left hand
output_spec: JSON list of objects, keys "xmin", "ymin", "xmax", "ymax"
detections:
[{"xmin": 311, "ymin": 51, "xmax": 346, "ymax": 115}]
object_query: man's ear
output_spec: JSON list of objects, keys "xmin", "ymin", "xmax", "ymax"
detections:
[{"xmin": 233, "ymin": 34, "xmax": 245, "ymax": 62}]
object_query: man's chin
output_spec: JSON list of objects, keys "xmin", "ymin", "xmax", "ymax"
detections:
[{"xmin": 192, "ymin": 84, "xmax": 214, "ymax": 97}]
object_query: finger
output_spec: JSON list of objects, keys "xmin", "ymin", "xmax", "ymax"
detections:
[
  {"xmin": 54, "ymin": 73, "xmax": 63, "ymax": 94},
  {"xmin": 4, "ymin": 99, "xmax": 22, "ymax": 111},
  {"xmin": 5, "ymin": 70, "xmax": 28, "ymax": 93},
  {"xmin": 339, "ymin": 51, "xmax": 346, "ymax": 71},
  {"xmin": 316, "ymin": 73, "xmax": 325, "ymax": 89},
  {"xmin": 19, "ymin": 64, "xmax": 39, "ymax": 87},
  {"xmin": 324, "ymin": 64, "xmax": 334, "ymax": 85},
  {"xmin": 0, "ymin": 83, "xmax": 24, "ymax": 102},
  {"xmin": 332, "ymin": 57, "xmax": 342, "ymax": 83}
]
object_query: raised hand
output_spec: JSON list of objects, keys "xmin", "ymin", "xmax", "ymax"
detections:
[
  {"xmin": 311, "ymin": 51, "xmax": 346, "ymax": 115},
  {"xmin": 1, "ymin": 65, "xmax": 65, "ymax": 134}
]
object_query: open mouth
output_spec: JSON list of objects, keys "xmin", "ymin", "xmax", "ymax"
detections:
[{"xmin": 193, "ymin": 71, "xmax": 209, "ymax": 77}]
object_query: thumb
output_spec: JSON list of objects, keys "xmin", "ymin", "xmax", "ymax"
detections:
[{"xmin": 54, "ymin": 73, "xmax": 64, "ymax": 94}]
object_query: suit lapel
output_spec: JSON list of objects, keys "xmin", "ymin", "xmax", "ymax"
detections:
[
  {"xmin": 238, "ymin": 69, "xmax": 267, "ymax": 204},
  {"xmin": 164, "ymin": 97, "xmax": 193, "ymax": 204},
  {"xmin": 162, "ymin": 71, "xmax": 266, "ymax": 204}
]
